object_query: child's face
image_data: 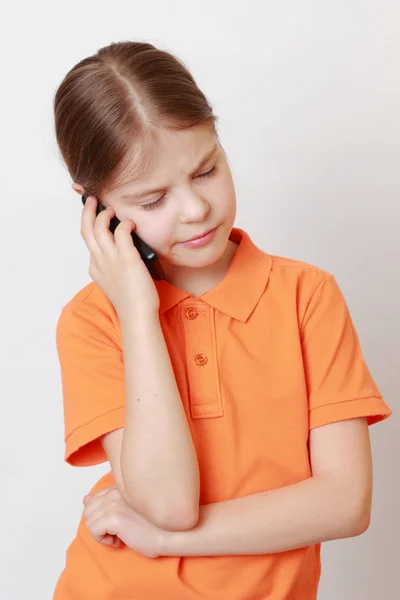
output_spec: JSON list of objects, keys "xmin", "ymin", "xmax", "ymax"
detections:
[{"xmin": 101, "ymin": 124, "xmax": 237, "ymax": 272}]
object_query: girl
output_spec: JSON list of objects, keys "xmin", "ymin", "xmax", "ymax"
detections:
[{"xmin": 53, "ymin": 41, "xmax": 391, "ymax": 599}]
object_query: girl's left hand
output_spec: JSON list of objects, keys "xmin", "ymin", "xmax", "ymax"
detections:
[{"xmin": 83, "ymin": 486, "xmax": 165, "ymax": 558}]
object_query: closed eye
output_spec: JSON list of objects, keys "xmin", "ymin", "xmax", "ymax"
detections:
[
  {"xmin": 141, "ymin": 165, "xmax": 218, "ymax": 211},
  {"xmin": 141, "ymin": 195, "xmax": 166, "ymax": 211},
  {"xmin": 196, "ymin": 165, "xmax": 217, "ymax": 179}
]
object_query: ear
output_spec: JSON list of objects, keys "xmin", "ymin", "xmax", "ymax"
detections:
[{"xmin": 72, "ymin": 182, "xmax": 85, "ymax": 196}]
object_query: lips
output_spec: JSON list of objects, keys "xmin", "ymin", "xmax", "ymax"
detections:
[{"xmin": 183, "ymin": 227, "xmax": 216, "ymax": 242}]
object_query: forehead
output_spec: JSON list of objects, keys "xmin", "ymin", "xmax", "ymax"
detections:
[{"xmin": 112, "ymin": 124, "xmax": 218, "ymax": 191}]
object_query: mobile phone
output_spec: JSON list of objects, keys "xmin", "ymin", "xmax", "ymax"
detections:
[{"xmin": 81, "ymin": 194, "xmax": 165, "ymax": 281}]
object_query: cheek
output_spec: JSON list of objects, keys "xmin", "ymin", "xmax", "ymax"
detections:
[
  {"xmin": 137, "ymin": 219, "xmax": 173, "ymax": 252},
  {"xmin": 213, "ymin": 175, "xmax": 236, "ymax": 213}
]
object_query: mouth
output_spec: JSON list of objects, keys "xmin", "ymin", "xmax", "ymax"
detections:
[{"xmin": 181, "ymin": 227, "xmax": 217, "ymax": 243}]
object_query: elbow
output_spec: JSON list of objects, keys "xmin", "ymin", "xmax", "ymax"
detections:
[
  {"xmin": 349, "ymin": 505, "xmax": 371, "ymax": 537},
  {"xmin": 345, "ymin": 497, "xmax": 372, "ymax": 537},
  {"xmin": 124, "ymin": 489, "xmax": 199, "ymax": 531},
  {"xmin": 150, "ymin": 502, "xmax": 200, "ymax": 531}
]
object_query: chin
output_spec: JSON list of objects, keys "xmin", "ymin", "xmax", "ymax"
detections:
[{"xmin": 162, "ymin": 244, "xmax": 224, "ymax": 269}]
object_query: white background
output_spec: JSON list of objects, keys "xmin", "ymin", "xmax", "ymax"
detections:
[{"xmin": 1, "ymin": 1, "xmax": 399, "ymax": 598}]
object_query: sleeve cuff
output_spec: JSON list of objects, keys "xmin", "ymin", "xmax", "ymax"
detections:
[
  {"xmin": 309, "ymin": 396, "xmax": 392, "ymax": 430},
  {"xmin": 65, "ymin": 406, "xmax": 125, "ymax": 466}
]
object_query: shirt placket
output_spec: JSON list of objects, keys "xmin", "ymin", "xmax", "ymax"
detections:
[{"xmin": 181, "ymin": 299, "xmax": 223, "ymax": 419}]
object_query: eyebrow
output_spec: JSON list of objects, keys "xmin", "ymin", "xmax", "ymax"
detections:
[{"xmin": 121, "ymin": 144, "xmax": 218, "ymax": 201}]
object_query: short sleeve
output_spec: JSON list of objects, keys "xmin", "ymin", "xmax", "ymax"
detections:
[
  {"xmin": 300, "ymin": 274, "xmax": 391, "ymax": 429},
  {"xmin": 55, "ymin": 299, "xmax": 126, "ymax": 466}
]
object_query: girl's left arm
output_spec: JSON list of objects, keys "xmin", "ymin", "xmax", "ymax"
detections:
[{"xmin": 162, "ymin": 417, "xmax": 372, "ymax": 556}]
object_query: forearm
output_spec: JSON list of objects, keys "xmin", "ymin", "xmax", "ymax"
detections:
[
  {"xmin": 119, "ymin": 312, "xmax": 200, "ymax": 529},
  {"xmin": 162, "ymin": 474, "xmax": 370, "ymax": 556}
]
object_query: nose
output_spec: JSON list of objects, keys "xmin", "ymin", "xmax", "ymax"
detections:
[{"xmin": 178, "ymin": 191, "xmax": 210, "ymax": 224}]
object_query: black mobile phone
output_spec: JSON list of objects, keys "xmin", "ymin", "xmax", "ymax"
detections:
[{"xmin": 81, "ymin": 195, "xmax": 165, "ymax": 281}]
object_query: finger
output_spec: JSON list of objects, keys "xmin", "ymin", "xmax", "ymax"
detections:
[
  {"xmin": 88, "ymin": 485, "xmax": 117, "ymax": 500},
  {"xmin": 113, "ymin": 220, "xmax": 139, "ymax": 257},
  {"xmin": 81, "ymin": 197, "xmax": 117, "ymax": 258},
  {"xmin": 83, "ymin": 486, "xmax": 119, "ymax": 519},
  {"xmin": 80, "ymin": 196, "xmax": 102, "ymax": 256},
  {"xmin": 100, "ymin": 534, "xmax": 122, "ymax": 548},
  {"xmin": 100, "ymin": 534, "xmax": 118, "ymax": 546},
  {"xmin": 83, "ymin": 494, "xmax": 107, "ymax": 519},
  {"xmin": 85, "ymin": 504, "xmax": 109, "ymax": 529},
  {"xmin": 92, "ymin": 204, "xmax": 120, "ymax": 254},
  {"xmin": 87, "ymin": 513, "xmax": 121, "ymax": 544},
  {"xmin": 86, "ymin": 516, "xmax": 109, "ymax": 544}
]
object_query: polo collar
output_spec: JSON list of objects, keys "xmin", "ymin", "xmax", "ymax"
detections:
[{"xmin": 155, "ymin": 227, "xmax": 272, "ymax": 323}]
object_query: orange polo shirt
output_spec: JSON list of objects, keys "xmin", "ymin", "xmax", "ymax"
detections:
[{"xmin": 53, "ymin": 226, "xmax": 391, "ymax": 600}]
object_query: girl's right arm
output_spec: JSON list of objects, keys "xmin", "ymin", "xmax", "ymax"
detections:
[
  {"xmin": 101, "ymin": 311, "xmax": 200, "ymax": 532},
  {"xmin": 80, "ymin": 197, "xmax": 199, "ymax": 532}
]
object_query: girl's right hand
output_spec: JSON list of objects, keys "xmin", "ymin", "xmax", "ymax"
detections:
[{"xmin": 80, "ymin": 196, "xmax": 160, "ymax": 320}]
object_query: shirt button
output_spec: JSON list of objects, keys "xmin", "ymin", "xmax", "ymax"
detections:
[
  {"xmin": 185, "ymin": 307, "xmax": 198, "ymax": 320},
  {"xmin": 195, "ymin": 353, "xmax": 208, "ymax": 366}
]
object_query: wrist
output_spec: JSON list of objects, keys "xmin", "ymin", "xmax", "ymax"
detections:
[{"xmin": 118, "ymin": 309, "xmax": 160, "ymax": 331}]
